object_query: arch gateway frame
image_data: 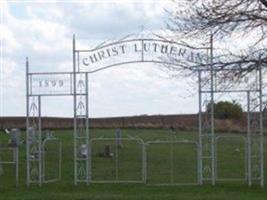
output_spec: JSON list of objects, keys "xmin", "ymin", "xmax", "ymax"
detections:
[{"xmin": 25, "ymin": 35, "xmax": 264, "ymax": 187}]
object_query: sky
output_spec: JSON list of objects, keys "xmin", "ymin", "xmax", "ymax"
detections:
[{"xmin": 0, "ymin": 0, "xmax": 205, "ymax": 118}]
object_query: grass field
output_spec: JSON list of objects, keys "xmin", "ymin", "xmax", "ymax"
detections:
[{"xmin": 0, "ymin": 128, "xmax": 267, "ymax": 200}]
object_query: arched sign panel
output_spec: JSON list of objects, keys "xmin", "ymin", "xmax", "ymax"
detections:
[
  {"xmin": 27, "ymin": 39, "xmax": 210, "ymax": 96},
  {"xmin": 76, "ymin": 39, "xmax": 210, "ymax": 73},
  {"xmin": 26, "ymin": 37, "xmax": 259, "ymax": 97}
]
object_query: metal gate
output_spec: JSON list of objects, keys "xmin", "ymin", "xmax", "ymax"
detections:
[
  {"xmin": 90, "ymin": 138, "xmax": 145, "ymax": 183},
  {"xmin": 215, "ymin": 135, "xmax": 247, "ymax": 182},
  {"xmin": 42, "ymin": 137, "xmax": 62, "ymax": 183},
  {"xmin": 145, "ymin": 140, "xmax": 199, "ymax": 185}
]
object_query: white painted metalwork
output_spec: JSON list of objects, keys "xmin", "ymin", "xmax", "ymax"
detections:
[
  {"xmin": 90, "ymin": 138, "xmax": 145, "ymax": 184},
  {"xmin": 25, "ymin": 34, "xmax": 264, "ymax": 187},
  {"xmin": 198, "ymin": 34, "xmax": 264, "ymax": 187},
  {"xmin": 145, "ymin": 140, "xmax": 199, "ymax": 186},
  {"xmin": 42, "ymin": 137, "xmax": 62, "ymax": 183},
  {"xmin": 215, "ymin": 135, "xmax": 247, "ymax": 182},
  {"xmin": 0, "ymin": 145, "xmax": 19, "ymax": 188}
]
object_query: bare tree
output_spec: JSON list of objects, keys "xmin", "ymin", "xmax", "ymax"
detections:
[{"xmin": 166, "ymin": 0, "xmax": 267, "ymax": 75}]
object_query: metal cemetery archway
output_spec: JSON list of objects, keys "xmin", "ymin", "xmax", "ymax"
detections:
[
  {"xmin": 198, "ymin": 65, "xmax": 264, "ymax": 186},
  {"xmin": 25, "ymin": 35, "xmax": 264, "ymax": 187}
]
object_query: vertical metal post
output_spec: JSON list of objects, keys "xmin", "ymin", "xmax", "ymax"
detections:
[
  {"xmin": 214, "ymin": 137, "xmax": 218, "ymax": 181},
  {"xmin": 141, "ymin": 39, "xmax": 144, "ymax": 62},
  {"xmin": 15, "ymin": 147, "xmax": 19, "ymax": 188},
  {"xmin": 244, "ymin": 134, "xmax": 248, "ymax": 183},
  {"xmin": 59, "ymin": 141, "xmax": 62, "ymax": 181},
  {"xmin": 198, "ymin": 70, "xmax": 203, "ymax": 185},
  {"xmin": 115, "ymin": 140, "xmax": 119, "ymax": 181},
  {"xmin": 85, "ymin": 72, "xmax": 89, "ymax": 185},
  {"xmin": 73, "ymin": 34, "xmax": 77, "ymax": 185},
  {"xmin": 210, "ymin": 33, "xmax": 215, "ymax": 186},
  {"xmin": 42, "ymin": 141, "xmax": 46, "ymax": 182},
  {"xmin": 142, "ymin": 143, "xmax": 147, "ymax": 183},
  {"xmin": 170, "ymin": 142, "xmax": 174, "ymax": 184},
  {"xmin": 26, "ymin": 57, "xmax": 30, "ymax": 186},
  {"xmin": 38, "ymin": 95, "xmax": 42, "ymax": 186},
  {"xmin": 86, "ymin": 73, "xmax": 92, "ymax": 185},
  {"xmin": 258, "ymin": 60, "xmax": 264, "ymax": 187},
  {"xmin": 247, "ymin": 91, "xmax": 252, "ymax": 186}
]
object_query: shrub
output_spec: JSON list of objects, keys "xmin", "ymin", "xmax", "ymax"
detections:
[{"xmin": 206, "ymin": 100, "xmax": 243, "ymax": 120}]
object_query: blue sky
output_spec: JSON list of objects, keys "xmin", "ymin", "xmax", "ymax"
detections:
[{"xmin": 0, "ymin": 0, "xmax": 200, "ymax": 117}]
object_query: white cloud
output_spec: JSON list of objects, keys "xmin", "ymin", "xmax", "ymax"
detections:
[
  {"xmin": 1, "ymin": 0, "xmax": 198, "ymax": 117},
  {"xmin": 0, "ymin": 24, "xmax": 21, "ymax": 53}
]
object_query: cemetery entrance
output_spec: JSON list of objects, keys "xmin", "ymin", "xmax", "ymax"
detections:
[{"xmin": 25, "ymin": 35, "xmax": 264, "ymax": 187}]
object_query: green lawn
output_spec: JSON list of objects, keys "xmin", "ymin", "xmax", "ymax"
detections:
[{"xmin": 0, "ymin": 128, "xmax": 267, "ymax": 200}]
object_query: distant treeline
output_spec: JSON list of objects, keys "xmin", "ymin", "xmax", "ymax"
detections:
[{"xmin": 0, "ymin": 114, "xmax": 257, "ymax": 133}]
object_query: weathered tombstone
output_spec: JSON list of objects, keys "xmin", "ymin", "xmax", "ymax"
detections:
[
  {"xmin": 170, "ymin": 126, "xmax": 175, "ymax": 132},
  {"xmin": 78, "ymin": 144, "xmax": 88, "ymax": 158},
  {"xmin": 170, "ymin": 125, "xmax": 177, "ymax": 140},
  {"xmin": 9, "ymin": 128, "xmax": 20, "ymax": 147},
  {"xmin": 115, "ymin": 128, "xmax": 123, "ymax": 149},
  {"xmin": 103, "ymin": 145, "xmax": 113, "ymax": 157}
]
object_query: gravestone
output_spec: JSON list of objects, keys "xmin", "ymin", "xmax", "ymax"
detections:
[
  {"xmin": 9, "ymin": 128, "xmax": 20, "ymax": 147},
  {"xmin": 115, "ymin": 128, "xmax": 123, "ymax": 149},
  {"xmin": 104, "ymin": 145, "xmax": 113, "ymax": 157},
  {"xmin": 169, "ymin": 126, "xmax": 177, "ymax": 140},
  {"xmin": 78, "ymin": 144, "xmax": 88, "ymax": 158}
]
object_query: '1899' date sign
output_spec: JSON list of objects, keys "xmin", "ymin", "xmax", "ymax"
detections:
[{"xmin": 28, "ymin": 73, "xmax": 73, "ymax": 95}]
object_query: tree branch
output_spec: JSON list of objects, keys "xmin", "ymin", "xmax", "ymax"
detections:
[{"xmin": 260, "ymin": 0, "xmax": 267, "ymax": 7}]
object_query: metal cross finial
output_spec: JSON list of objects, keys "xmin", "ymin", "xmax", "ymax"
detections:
[
  {"xmin": 139, "ymin": 25, "xmax": 145, "ymax": 32},
  {"xmin": 138, "ymin": 25, "xmax": 146, "ymax": 38}
]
